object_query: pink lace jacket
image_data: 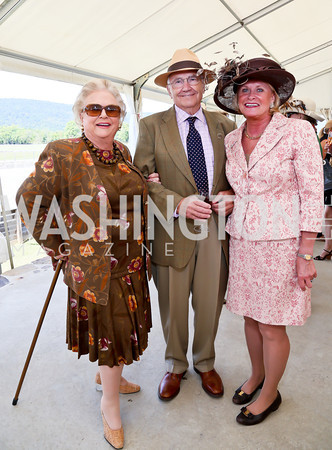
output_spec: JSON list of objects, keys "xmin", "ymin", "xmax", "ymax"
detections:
[{"xmin": 225, "ymin": 113, "xmax": 324, "ymax": 241}]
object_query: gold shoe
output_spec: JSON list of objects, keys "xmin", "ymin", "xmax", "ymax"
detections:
[
  {"xmin": 119, "ymin": 382, "xmax": 140, "ymax": 394},
  {"xmin": 95, "ymin": 372, "xmax": 141, "ymax": 394},
  {"xmin": 101, "ymin": 411, "xmax": 124, "ymax": 449}
]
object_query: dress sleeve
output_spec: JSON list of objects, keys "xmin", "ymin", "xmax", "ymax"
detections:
[
  {"xmin": 16, "ymin": 142, "xmax": 64, "ymax": 259},
  {"xmin": 116, "ymin": 140, "xmax": 132, "ymax": 162},
  {"xmin": 292, "ymin": 122, "xmax": 324, "ymax": 232}
]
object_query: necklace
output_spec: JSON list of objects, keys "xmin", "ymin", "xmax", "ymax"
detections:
[
  {"xmin": 81, "ymin": 132, "xmax": 120, "ymax": 164},
  {"xmin": 244, "ymin": 126, "xmax": 263, "ymax": 140}
]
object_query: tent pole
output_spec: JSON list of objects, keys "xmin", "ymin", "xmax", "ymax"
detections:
[{"xmin": 0, "ymin": 176, "xmax": 14, "ymax": 269}]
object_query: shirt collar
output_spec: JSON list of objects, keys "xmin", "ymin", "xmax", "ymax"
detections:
[{"xmin": 175, "ymin": 105, "xmax": 206, "ymax": 125}]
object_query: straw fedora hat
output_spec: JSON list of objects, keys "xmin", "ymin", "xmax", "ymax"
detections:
[
  {"xmin": 279, "ymin": 97, "xmax": 324, "ymax": 122},
  {"xmin": 154, "ymin": 48, "xmax": 216, "ymax": 88},
  {"xmin": 318, "ymin": 119, "xmax": 332, "ymax": 139},
  {"xmin": 214, "ymin": 57, "xmax": 296, "ymax": 114}
]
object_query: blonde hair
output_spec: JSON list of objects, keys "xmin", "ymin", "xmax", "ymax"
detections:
[
  {"xmin": 72, "ymin": 79, "xmax": 126, "ymax": 126},
  {"xmin": 269, "ymin": 85, "xmax": 281, "ymax": 114}
]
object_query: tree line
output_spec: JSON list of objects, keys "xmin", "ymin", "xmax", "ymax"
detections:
[{"xmin": 0, "ymin": 121, "xmax": 129, "ymax": 144}]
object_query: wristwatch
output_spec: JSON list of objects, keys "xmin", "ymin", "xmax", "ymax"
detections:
[{"xmin": 297, "ymin": 253, "xmax": 313, "ymax": 261}]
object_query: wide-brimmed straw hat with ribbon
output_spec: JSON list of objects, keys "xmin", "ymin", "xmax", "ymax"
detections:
[
  {"xmin": 154, "ymin": 48, "xmax": 216, "ymax": 88},
  {"xmin": 279, "ymin": 97, "xmax": 324, "ymax": 122},
  {"xmin": 318, "ymin": 119, "xmax": 332, "ymax": 139},
  {"xmin": 214, "ymin": 57, "xmax": 296, "ymax": 115}
]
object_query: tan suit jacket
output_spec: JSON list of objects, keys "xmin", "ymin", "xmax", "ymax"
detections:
[{"xmin": 134, "ymin": 106, "xmax": 236, "ymax": 268}]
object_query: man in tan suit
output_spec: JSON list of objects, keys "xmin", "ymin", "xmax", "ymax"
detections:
[{"xmin": 134, "ymin": 49, "xmax": 236, "ymax": 400}]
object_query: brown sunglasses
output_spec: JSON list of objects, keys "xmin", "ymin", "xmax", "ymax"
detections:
[{"xmin": 83, "ymin": 104, "xmax": 121, "ymax": 117}]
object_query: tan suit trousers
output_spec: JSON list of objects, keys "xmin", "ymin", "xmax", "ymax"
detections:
[{"xmin": 152, "ymin": 217, "xmax": 228, "ymax": 374}]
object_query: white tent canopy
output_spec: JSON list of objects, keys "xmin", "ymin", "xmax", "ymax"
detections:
[{"xmin": 0, "ymin": 0, "xmax": 331, "ymax": 117}]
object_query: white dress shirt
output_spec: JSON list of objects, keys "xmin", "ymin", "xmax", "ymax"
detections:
[{"xmin": 175, "ymin": 105, "xmax": 214, "ymax": 194}]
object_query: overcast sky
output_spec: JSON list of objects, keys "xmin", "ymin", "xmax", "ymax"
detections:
[
  {"xmin": 0, "ymin": 70, "xmax": 169, "ymax": 115},
  {"xmin": 0, "ymin": 71, "xmax": 81, "ymax": 104}
]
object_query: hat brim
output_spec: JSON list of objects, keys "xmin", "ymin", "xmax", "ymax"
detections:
[
  {"xmin": 214, "ymin": 69, "xmax": 296, "ymax": 115},
  {"xmin": 282, "ymin": 107, "xmax": 325, "ymax": 122},
  {"xmin": 303, "ymin": 110, "xmax": 324, "ymax": 122},
  {"xmin": 155, "ymin": 68, "xmax": 216, "ymax": 88}
]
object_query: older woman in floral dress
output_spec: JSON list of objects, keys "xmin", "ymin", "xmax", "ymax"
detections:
[{"xmin": 16, "ymin": 79, "xmax": 154, "ymax": 448}]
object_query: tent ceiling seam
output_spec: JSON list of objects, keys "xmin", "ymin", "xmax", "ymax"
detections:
[
  {"xmin": 0, "ymin": 48, "xmax": 132, "ymax": 86},
  {"xmin": 133, "ymin": 0, "xmax": 294, "ymax": 85},
  {"xmin": 132, "ymin": 21, "xmax": 242, "ymax": 86},
  {"xmin": 220, "ymin": 0, "xmax": 294, "ymax": 26},
  {"xmin": 282, "ymin": 40, "xmax": 332, "ymax": 66},
  {"xmin": 217, "ymin": 0, "xmax": 284, "ymax": 63},
  {"xmin": 297, "ymin": 66, "xmax": 332, "ymax": 84},
  {"xmin": 76, "ymin": 0, "xmax": 176, "ymax": 67},
  {"xmin": 0, "ymin": 0, "xmax": 27, "ymax": 25}
]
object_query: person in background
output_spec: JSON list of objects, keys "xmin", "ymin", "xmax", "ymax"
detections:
[
  {"xmin": 16, "ymin": 79, "xmax": 155, "ymax": 449},
  {"xmin": 134, "ymin": 48, "xmax": 236, "ymax": 401},
  {"xmin": 280, "ymin": 98, "xmax": 328, "ymax": 242},
  {"xmin": 214, "ymin": 57, "xmax": 324, "ymax": 425},
  {"xmin": 314, "ymin": 120, "xmax": 332, "ymax": 260},
  {"xmin": 279, "ymin": 97, "xmax": 324, "ymax": 133}
]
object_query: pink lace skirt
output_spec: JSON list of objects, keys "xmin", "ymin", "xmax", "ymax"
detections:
[{"xmin": 226, "ymin": 237, "xmax": 311, "ymax": 326}]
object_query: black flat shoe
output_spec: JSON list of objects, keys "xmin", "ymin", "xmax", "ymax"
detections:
[
  {"xmin": 236, "ymin": 391, "xmax": 282, "ymax": 426},
  {"xmin": 314, "ymin": 249, "xmax": 332, "ymax": 260},
  {"xmin": 232, "ymin": 379, "xmax": 264, "ymax": 405}
]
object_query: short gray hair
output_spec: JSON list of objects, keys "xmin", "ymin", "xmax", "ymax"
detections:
[{"xmin": 72, "ymin": 79, "xmax": 126, "ymax": 126}]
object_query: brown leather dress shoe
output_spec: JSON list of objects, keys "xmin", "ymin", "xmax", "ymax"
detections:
[
  {"xmin": 194, "ymin": 368, "xmax": 224, "ymax": 398},
  {"xmin": 158, "ymin": 371, "xmax": 186, "ymax": 401}
]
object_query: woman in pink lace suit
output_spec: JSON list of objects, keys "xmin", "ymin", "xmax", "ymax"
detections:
[{"xmin": 214, "ymin": 58, "xmax": 324, "ymax": 425}]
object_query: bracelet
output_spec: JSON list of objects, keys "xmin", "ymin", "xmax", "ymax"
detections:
[{"xmin": 297, "ymin": 253, "xmax": 313, "ymax": 261}]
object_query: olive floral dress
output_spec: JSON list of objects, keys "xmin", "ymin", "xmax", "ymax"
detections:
[
  {"xmin": 17, "ymin": 135, "xmax": 152, "ymax": 369},
  {"xmin": 66, "ymin": 144, "xmax": 152, "ymax": 367}
]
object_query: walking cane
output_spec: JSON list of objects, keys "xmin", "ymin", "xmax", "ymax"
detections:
[{"xmin": 12, "ymin": 259, "xmax": 64, "ymax": 405}]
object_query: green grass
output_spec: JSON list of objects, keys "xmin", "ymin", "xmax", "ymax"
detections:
[
  {"xmin": 1, "ymin": 238, "xmax": 48, "ymax": 274},
  {"xmin": 0, "ymin": 144, "xmax": 44, "ymax": 161},
  {"xmin": 0, "ymin": 151, "xmax": 40, "ymax": 161}
]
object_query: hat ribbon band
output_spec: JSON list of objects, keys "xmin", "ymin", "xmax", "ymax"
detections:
[{"xmin": 168, "ymin": 60, "xmax": 202, "ymax": 72}]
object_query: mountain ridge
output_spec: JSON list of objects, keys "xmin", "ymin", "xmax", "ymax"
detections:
[{"xmin": 0, "ymin": 98, "xmax": 74, "ymax": 131}]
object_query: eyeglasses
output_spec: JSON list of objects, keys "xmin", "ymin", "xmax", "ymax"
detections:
[
  {"xmin": 167, "ymin": 75, "xmax": 202, "ymax": 88},
  {"xmin": 323, "ymin": 127, "xmax": 332, "ymax": 134},
  {"xmin": 83, "ymin": 104, "xmax": 121, "ymax": 117}
]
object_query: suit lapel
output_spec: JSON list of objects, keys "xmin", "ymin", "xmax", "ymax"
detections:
[
  {"xmin": 226, "ymin": 123, "xmax": 247, "ymax": 173},
  {"xmin": 248, "ymin": 113, "xmax": 286, "ymax": 171},
  {"xmin": 160, "ymin": 106, "xmax": 196, "ymax": 189}
]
